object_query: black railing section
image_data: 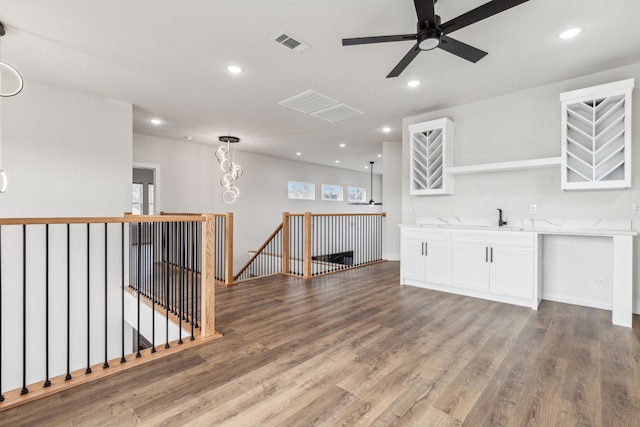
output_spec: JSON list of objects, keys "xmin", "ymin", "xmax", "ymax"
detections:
[
  {"xmin": 128, "ymin": 220, "xmax": 202, "ymax": 344},
  {"xmin": 0, "ymin": 215, "xmax": 208, "ymax": 405},
  {"xmin": 309, "ymin": 214, "xmax": 384, "ymax": 276},
  {"xmin": 234, "ymin": 224, "xmax": 283, "ymax": 281},
  {"xmin": 234, "ymin": 213, "xmax": 385, "ymax": 282}
]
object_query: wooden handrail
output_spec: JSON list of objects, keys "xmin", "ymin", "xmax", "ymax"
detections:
[
  {"xmin": 233, "ymin": 223, "xmax": 283, "ymax": 281},
  {"xmin": 0, "ymin": 214, "xmax": 205, "ymax": 226},
  {"xmin": 281, "ymin": 212, "xmax": 387, "ymax": 218}
]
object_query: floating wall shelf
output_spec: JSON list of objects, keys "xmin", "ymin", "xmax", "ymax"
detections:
[{"xmin": 447, "ymin": 157, "xmax": 562, "ymax": 175}]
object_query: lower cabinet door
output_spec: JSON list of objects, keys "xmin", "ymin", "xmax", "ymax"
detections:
[
  {"xmin": 401, "ymin": 239, "xmax": 426, "ymax": 281},
  {"xmin": 451, "ymin": 243, "xmax": 490, "ymax": 292},
  {"xmin": 490, "ymin": 246, "xmax": 534, "ymax": 299},
  {"xmin": 425, "ymin": 241, "xmax": 451, "ymax": 286}
]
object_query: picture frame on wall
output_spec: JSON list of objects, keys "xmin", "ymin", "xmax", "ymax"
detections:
[
  {"xmin": 347, "ymin": 187, "xmax": 366, "ymax": 203},
  {"xmin": 288, "ymin": 181, "xmax": 315, "ymax": 200},
  {"xmin": 321, "ymin": 184, "xmax": 343, "ymax": 201}
]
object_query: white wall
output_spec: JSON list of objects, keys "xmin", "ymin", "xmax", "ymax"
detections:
[
  {"xmin": 0, "ymin": 80, "xmax": 133, "ymax": 392},
  {"xmin": 1, "ymin": 79, "xmax": 132, "ymax": 217},
  {"xmin": 133, "ymin": 133, "xmax": 384, "ymax": 271},
  {"xmin": 402, "ymin": 62, "xmax": 640, "ymax": 312},
  {"xmin": 383, "ymin": 141, "xmax": 402, "ymax": 260}
]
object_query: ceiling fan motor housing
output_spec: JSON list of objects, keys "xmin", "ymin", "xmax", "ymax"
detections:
[{"xmin": 417, "ymin": 15, "xmax": 442, "ymax": 50}]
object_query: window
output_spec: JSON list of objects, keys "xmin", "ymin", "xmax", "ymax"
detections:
[
  {"xmin": 148, "ymin": 184, "xmax": 155, "ymax": 215},
  {"xmin": 132, "ymin": 183, "xmax": 143, "ymax": 215}
]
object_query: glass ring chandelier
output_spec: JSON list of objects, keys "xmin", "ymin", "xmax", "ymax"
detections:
[
  {"xmin": 0, "ymin": 21, "xmax": 25, "ymax": 193},
  {"xmin": 216, "ymin": 136, "xmax": 243, "ymax": 203}
]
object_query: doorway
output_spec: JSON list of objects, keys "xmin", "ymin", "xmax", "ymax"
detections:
[{"xmin": 132, "ymin": 164, "xmax": 159, "ymax": 215}]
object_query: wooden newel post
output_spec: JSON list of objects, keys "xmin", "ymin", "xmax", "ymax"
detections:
[
  {"xmin": 282, "ymin": 212, "xmax": 290, "ymax": 275},
  {"xmin": 201, "ymin": 214, "xmax": 216, "ymax": 336},
  {"xmin": 303, "ymin": 212, "xmax": 312, "ymax": 279},
  {"xmin": 224, "ymin": 212, "xmax": 234, "ymax": 285}
]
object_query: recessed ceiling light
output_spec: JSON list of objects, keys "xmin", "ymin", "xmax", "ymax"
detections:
[
  {"xmin": 335, "ymin": 160, "xmax": 340, "ymax": 163},
  {"xmin": 227, "ymin": 65, "xmax": 243, "ymax": 74},
  {"xmin": 377, "ymin": 154, "xmax": 382, "ymax": 158},
  {"xmin": 183, "ymin": 136, "xmax": 192, "ymax": 141},
  {"xmin": 339, "ymin": 143, "xmax": 346, "ymax": 148},
  {"xmin": 407, "ymin": 80, "xmax": 421, "ymax": 88},
  {"xmin": 364, "ymin": 165, "xmax": 369, "ymax": 169},
  {"xmin": 150, "ymin": 118, "xmax": 163, "ymax": 125},
  {"xmin": 382, "ymin": 127, "xmax": 391, "ymax": 133},
  {"xmin": 296, "ymin": 152, "xmax": 302, "ymax": 156},
  {"xmin": 559, "ymin": 28, "xmax": 582, "ymax": 39}
]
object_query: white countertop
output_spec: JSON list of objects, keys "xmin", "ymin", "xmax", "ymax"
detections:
[{"xmin": 400, "ymin": 218, "xmax": 637, "ymax": 237}]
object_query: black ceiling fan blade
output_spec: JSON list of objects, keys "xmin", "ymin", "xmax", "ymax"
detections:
[
  {"xmin": 387, "ymin": 43, "xmax": 421, "ymax": 78},
  {"xmin": 440, "ymin": 0, "xmax": 529, "ymax": 34},
  {"xmin": 438, "ymin": 35, "xmax": 488, "ymax": 63},
  {"xmin": 413, "ymin": 0, "xmax": 436, "ymax": 25},
  {"xmin": 342, "ymin": 34, "xmax": 417, "ymax": 46}
]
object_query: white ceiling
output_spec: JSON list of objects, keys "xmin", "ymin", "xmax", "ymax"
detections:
[{"xmin": 1, "ymin": 0, "xmax": 640, "ymax": 173}]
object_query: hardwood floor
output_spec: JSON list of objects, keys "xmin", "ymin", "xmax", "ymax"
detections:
[{"xmin": 2, "ymin": 261, "xmax": 639, "ymax": 426}]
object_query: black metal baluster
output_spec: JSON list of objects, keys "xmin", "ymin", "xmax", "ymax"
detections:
[
  {"xmin": 190, "ymin": 222, "xmax": 195, "ymax": 341},
  {"xmin": 136, "ymin": 222, "xmax": 142, "ymax": 358},
  {"xmin": 195, "ymin": 221, "xmax": 200, "ymax": 329},
  {"xmin": 0, "ymin": 226, "xmax": 3, "ymax": 402},
  {"xmin": 151, "ymin": 222, "xmax": 156, "ymax": 354},
  {"xmin": 121, "ymin": 222, "xmax": 126, "ymax": 364},
  {"xmin": 86, "ymin": 223, "xmax": 92, "ymax": 375},
  {"xmin": 178, "ymin": 222, "xmax": 183, "ymax": 344},
  {"xmin": 21, "ymin": 225, "xmax": 28, "ymax": 395},
  {"xmin": 172, "ymin": 222, "xmax": 177, "ymax": 314},
  {"xmin": 165, "ymin": 222, "xmax": 170, "ymax": 349},
  {"xmin": 103, "ymin": 223, "xmax": 109, "ymax": 369},
  {"xmin": 66, "ymin": 224, "xmax": 72, "ymax": 381},
  {"xmin": 44, "ymin": 224, "xmax": 51, "ymax": 387},
  {"xmin": 184, "ymin": 222, "xmax": 189, "ymax": 321}
]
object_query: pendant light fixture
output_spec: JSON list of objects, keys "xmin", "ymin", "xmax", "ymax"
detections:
[
  {"xmin": 216, "ymin": 136, "xmax": 243, "ymax": 203},
  {"xmin": 0, "ymin": 21, "xmax": 23, "ymax": 193},
  {"xmin": 349, "ymin": 161, "xmax": 382, "ymax": 205},
  {"xmin": 0, "ymin": 22, "xmax": 24, "ymax": 98}
]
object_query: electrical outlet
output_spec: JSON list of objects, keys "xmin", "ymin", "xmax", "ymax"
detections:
[
  {"xmin": 592, "ymin": 278, "xmax": 606, "ymax": 286},
  {"xmin": 529, "ymin": 205, "xmax": 537, "ymax": 214},
  {"xmin": 632, "ymin": 203, "xmax": 640, "ymax": 214},
  {"xmin": 431, "ymin": 206, "xmax": 437, "ymax": 215}
]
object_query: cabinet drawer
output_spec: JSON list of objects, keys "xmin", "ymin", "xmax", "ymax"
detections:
[
  {"xmin": 452, "ymin": 230, "xmax": 534, "ymax": 247},
  {"xmin": 401, "ymin": 227, "xmax": 451, "ymax": 242}
]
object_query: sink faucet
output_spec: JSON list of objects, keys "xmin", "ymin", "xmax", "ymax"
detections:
[{"xmin": 497, "ymin": 209, "xmax": 507, "ymax": 227}]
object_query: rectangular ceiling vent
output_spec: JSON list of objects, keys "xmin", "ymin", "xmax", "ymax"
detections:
[
  {"xmin": 278, "ymin": 90, "xmax": 338, "ymax": 114},
  {"xmin": 272, "ymin": 31, "xmax": 311, "ymax": 53},
  {"xmin": 310, "ymin": 104, "xmax": 364, "ymax": 123}
]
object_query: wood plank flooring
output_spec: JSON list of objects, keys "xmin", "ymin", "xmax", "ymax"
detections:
[{"xmin": 2, "ymin": 261, "xmax": 639, "ymax": 426}]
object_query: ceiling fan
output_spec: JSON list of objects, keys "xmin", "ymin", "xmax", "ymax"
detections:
[
  {"xmin": 350, "ymin": 161, "xmax": 382, "ymax": 205},
  {"xmin": 342, "ymin": 0, "xmax": 530, "ymax": 78}
]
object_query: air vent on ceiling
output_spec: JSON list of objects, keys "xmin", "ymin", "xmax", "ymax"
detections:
[
  {"xmin": 278, "ymin": 90, "xmax": 338, "ymax": 114},
  {"xmin": 311, "ymin": 104, "xmax": 364, "ymax": 123},
  {"xmin": 272, "ymin": 31, "xmax": 311, "ymax": 53}
]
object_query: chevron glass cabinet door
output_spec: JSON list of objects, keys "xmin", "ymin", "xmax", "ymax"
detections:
[
  {"xmin": 408, "ymin": 118, "xmax": 454, "ymax": 195},
  {"xmin": 560, "ymin": 79, "xmax": 634, "ymax": 190}
]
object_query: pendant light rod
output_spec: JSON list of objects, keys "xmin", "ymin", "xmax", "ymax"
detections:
[{"xmin": 369, "ymin": 161, "xmax": 375, "ymax": 204}]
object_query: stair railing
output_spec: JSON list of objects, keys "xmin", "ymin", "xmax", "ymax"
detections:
[{"xmin": 0, "ymin": 214, "xmax": 220, "ymax": 410}]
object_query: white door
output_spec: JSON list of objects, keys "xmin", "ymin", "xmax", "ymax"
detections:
[
  {"xmin": 452, "ymin": 243, "xmax": 490, "ymax": 292},
  {"xmin": 490, "ymin": 246, "xmax": 534, "ymax": 299},
  {"xmin": 401, "ymin": 239, "xmax": 426, "ymax": 281},
  {"xmin": 425, "ymin": 241, "xmax": 451, "ymax": 286}
]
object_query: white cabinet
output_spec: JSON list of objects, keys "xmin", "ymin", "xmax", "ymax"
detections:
[
  {"xmin": 408, "ymin": 118, "xmax": 454, "ymax": 195},
  {"xmin": 401, "ymin": 228, "xmax": 451, "ymax": 286},
  {"xmin": 560, "ymin": 79, "xmax": 634, "ymax": 190},
  {"xmin": 451, "ymin": 230, "xmax": 535, "ymax": 303}
]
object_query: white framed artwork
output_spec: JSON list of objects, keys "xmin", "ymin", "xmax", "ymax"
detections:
[
  {"xmin": 288, "ymin": 181, "xmax": 315, "ymax": 200},
  {"xmin": 321, "ymin": 184, "xmax": 343, "ymax": 201},
  {"xmin": 347, "ymin": 187, "xmax": 366, "ymax": 203}
]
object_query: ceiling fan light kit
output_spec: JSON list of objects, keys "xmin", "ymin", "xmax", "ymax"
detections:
[{"xmin": 342, "ymin": 0, "xmax": 530, "ymax": 78}]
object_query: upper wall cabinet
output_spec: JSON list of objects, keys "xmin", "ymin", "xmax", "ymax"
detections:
[
  {"xmin": 560, "ymin": 79, "xmax": 634, "ymax": 190},
  {"xmin": 408, "ymin": 118, "xmax": 454, "ymax": 195}
]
